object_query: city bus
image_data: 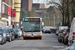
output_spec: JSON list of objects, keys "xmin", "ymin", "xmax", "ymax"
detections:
[{"xmin": 22, "ymin": 17, "xmax": 42, "ymax": 39}]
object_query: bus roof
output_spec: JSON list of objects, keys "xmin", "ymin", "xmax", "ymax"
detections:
[{"xmin": 25, "ymin": 17, "xmax": 42, "ymax": 18}]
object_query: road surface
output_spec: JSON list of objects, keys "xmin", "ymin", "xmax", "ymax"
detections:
[{"xmin": 0, "ymin": 33, "xmax": 67, "ymax": 50}]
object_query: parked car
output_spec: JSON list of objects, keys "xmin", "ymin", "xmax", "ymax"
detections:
[
  {"xmin": 68, "ymin": 18, "xmax": 75, "ymax": 46},
  {"xmin": 13, "ymin": 28, "xmax": 22, "ymax": 38},
  {"xmin": 8, "ymin": 28, "xmax": 15, "ymax": 40},
  {"xmin": 56, "ymin": 29, "xmax": 59, "ymax": 36},
  {"xmin": 0, "ymin": 29, "xmax": 6, "ymax": 45},
  {"xmin": 42, "ymin": 28, "xmax": 45, "ymax": 33},
  {"xmin": 58, "ymin": 29, "xmax": 69, "ymax": 43},
  {"xmin": 3, "ymin": 29, "xmax": 12, "ymax": 42},
  {"xmin": 58, "ymin": 30, "xmax": 64, "ymax": 43},
  {"xmin": 59, "ymin": 42, "xmax": 75, "ymax": 50},
  {"xmin": 4, "ymin": 27, "xmax": 16, "ymax": 40},
  {"xmin": 63, "ymin": 29, "xmax": 70, "ymax": 45},
  {"xmin": 13, "ymin": 28, "xmax": 18, "ymax": 38},
  {"xmin": 43, "ymin": 28, "xmax": 51, "ymax": 34},
  {"xmin": 16, "ymin": 29, "xmax": 22, "ymax": 37}
]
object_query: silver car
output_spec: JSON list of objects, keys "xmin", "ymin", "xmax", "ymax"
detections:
[
  {"xmin": 3, "ymin": 29, "xmax": 12, "ymax": 42},
  {"xmin": 17, "ymin": 29, "xmax": 22, "ymax": 37},
  {"xmin": 59, "ymin": 42, "xmax": 75, "ymax": 50},
  {"xmin": 0, "ymin": 29, "xmax": 6, "ymax": 45}
]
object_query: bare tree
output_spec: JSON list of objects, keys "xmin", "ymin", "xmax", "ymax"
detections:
[
  {"xmin": 46, "ymin": 0, "xmax": 75, "ymax": 27},
  {"xmin": 29, "ymin": 8, "xmax": 39, "ymax": 17}
]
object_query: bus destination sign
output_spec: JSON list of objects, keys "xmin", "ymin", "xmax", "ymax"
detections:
[{"xmin": 24, "ymin": 19, "xmax": 40, "ymax": 21}]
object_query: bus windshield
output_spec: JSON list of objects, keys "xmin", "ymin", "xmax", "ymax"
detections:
[{"xmin": 24, "ymin": 21, "xmax": 40, "ymax": 32}]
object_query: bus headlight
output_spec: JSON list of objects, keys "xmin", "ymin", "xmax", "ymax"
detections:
[
  {"xmin": 39, "ymin": 33, "xmax": 42, "ymax": 35},
  {"xmin": 38, "ymin": 32, "xmax": 42, "ymax": 35}
]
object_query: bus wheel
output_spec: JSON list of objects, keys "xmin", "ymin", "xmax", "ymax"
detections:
[
  {"xmin": 23, "ymin": 37, "xmax": 26, "ymax": 40},
  {"xmin": 39, "ymin": 37, "xmax": 42, "ymax": 40}
]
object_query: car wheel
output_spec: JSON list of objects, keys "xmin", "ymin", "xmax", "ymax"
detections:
[
  {"xmin": 4, "ymin": 40, "xmax": 6, "ymax": 43},
  {"xmin": 9, "ymin": 38, "xmax": 11, "ymax": 42},
  {"xmin": 1, "ymin": 39, "xmax": 4, "ymax": 44},
  {"xmin": 12, "ymin": 36, "xmax": 15, "ymax": 41},
  {"xmin": 68, "ymin": 40, "xmax": 72, "ymax": 46},
  {"xmin": 58, "ymin": 38, "xmax": 62, "ymax": 43},
  {"xmin": 61, "ymin": 38, "xmax": 64, "ymax": 43},
  {"xmin": 13, "ymin": 36, "xmax": 15, "ymax": 40},
  {"xmin": 49, "ymin": 33, "xmax": 51, "ymax": 34},
  {"xmin": 1, "ymin": 43, "xmax": 3, "ymax": 45},
  {"xmin": 64, "ymin": 39, "xmax": 68, "ymax": 45},
  {"xmin": 64, "ymin": 39, "xmax": 66, "ymax": 44},
  {"xmin": 4, "ymin": 39, "xmax": 6, "ymax": 44},
  {"xmin": 18, "ymin": 36, "xmax": 20, "ymax": 38}
]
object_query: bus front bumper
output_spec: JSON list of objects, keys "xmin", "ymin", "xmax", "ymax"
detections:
[{"xmin": 23, "ymin": 35, "xmax": 42, "ymax": 38}]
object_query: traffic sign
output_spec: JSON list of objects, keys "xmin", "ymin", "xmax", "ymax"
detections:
[{"xmin": 11, "ymin": 17, "xmax": 15, "ymax": 20}]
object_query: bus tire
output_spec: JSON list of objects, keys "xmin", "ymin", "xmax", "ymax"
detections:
[
  {"xmin": 39, "ymin": 37, "xmax": 42, "ymax": 40},
  {"xmin": 23, "ymin": 37, "xmax": 26, "ymax": 40}
]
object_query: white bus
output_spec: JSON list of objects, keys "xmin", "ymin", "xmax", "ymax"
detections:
[{"xmin": 22, "ymin": 17, "xmax": 42, "ymax": 39}]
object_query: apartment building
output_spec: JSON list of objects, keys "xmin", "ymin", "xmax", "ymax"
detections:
[
  {"xmin": 32, "ymin": 3, "xmax": 45, "ymax": 9},
  {"xmin": 21, "ymin": 0, "xmax": 33, "ymax": 12},
  {"xmin": 11, "ymin": 0, "xmax": 21, "ymax": 28},
  {"xmin": 0, "ymin": 0, "xmax": 12, "ymax": 28}
]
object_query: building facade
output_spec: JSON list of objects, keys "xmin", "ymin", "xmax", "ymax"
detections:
[
  {"xmin": 11, "ymin": 0, "xmax": 21, "ymax": 28},
  {"xmin": 0, "ymin": 0, "xmax": 12, "ymax": 28},
  {"xmin": 21, "ymin": 0, "xmax": 33, "ymax": 12},
  {"xmin": 32, "ymin": 3, "xmax": 45, "ymax": 9}
]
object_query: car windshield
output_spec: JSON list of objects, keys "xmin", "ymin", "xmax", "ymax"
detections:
[
  {"xmin": 16, "ymin": 29, "xmax": 21, "ymax": 32},
  {"xmin": 13, "ymin": 29, "xmax": 17, "ymax": 32},
  {"xmin": 17, "ymin": 29, "xmax": 21, "ymax": 31},
  {"xmin": 0, "ymin": 29, "xmax": 4, "ymax": 33},
  {"xmin": 45, "ymin": 29, "xmax": 50, "ymax": 30},
  {"xmin": 24, "ymin": 21, "xmax": 40, "ymax": 32}
]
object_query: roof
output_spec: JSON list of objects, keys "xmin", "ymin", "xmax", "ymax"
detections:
[{"xmin": 25, "ymin": 17, "xmax": 42, "ymax": 18}]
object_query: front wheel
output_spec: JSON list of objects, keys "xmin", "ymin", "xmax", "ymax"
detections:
[
  {"xmin": 61, "ymin": 38, "xmax": 64, "ymax": 43},
  {"xmin": 4, "ymin": 39, "xmax": 6, "ymax": 44},
  {"xmin": 12, "ymin": 36, "xmax": 15, "ymax": 41},
  {"xmin": 9, "ymin": 38, "xmax": 11, "ymax": 42},
  {"xmin": 68, "ymin": 40, "xmax": 72, "ymax": 46},
  {"xmin": 1, "ymin": 43, "xmax": 3, "ymax": 45},
  {"xmin": 58, "ymin": 38, "xmax": 62, "ymax": 43},
  {"xmin": 39, "ymin": 37, "xmax": 42, "ymax": 40},
  {"xmin": 49, "ymin": 33, "xmax": 51, "ymax": 34},
  {"xmin": 23, "ymin": 37, "xmax": 27, "ymax": 40},
  {"xmin": 64, "ymin": 39, "xmax": 68, "ymax": 45}
]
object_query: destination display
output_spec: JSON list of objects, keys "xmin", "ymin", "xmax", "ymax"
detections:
[{"xmin": 24, "ymin": 18, "xmax": 40, "ymax": 21}]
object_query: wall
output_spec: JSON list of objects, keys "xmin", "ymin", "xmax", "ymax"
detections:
[
  {"xmin": 40, "ymin": 4, "xmax": 45, "ymax": 8},
  {"xmin": 28, "ymin": 0, "xmax": 33, "ymax": 12},
  {"xmin": 14, "ymin": 0, "xmax": 21, "ymax": 22},
  {"xmin": 21, "ymin": 0, "xmax": 28, "ymax": 12}
]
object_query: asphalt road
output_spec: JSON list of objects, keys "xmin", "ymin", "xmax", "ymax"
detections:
[{"xmin": 0, "ymin": 33, "xmax": 67, "ymax": 50}]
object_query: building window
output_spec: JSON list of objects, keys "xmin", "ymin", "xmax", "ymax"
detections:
[{"xmin": 2, "ymin": 2, "xmax": 9, "ymax": 15}]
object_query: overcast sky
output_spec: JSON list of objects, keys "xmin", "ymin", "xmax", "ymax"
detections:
[
  {"xmin": 33, "ymin": 0, "xmax": 60, "ymax": 3},
  {"xmin": 33, "ymin": 0, "xmax": 61, "ymax": 8}
]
